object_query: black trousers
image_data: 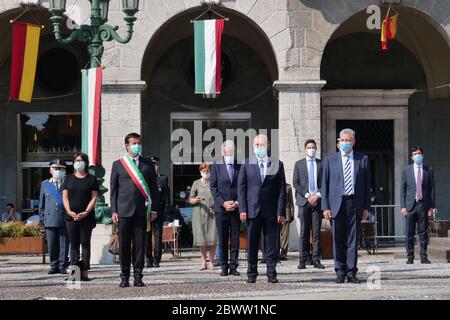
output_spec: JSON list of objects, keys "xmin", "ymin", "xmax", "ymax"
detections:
[
  {"xmin": 247, "ymin": 214, "xmax": 279, "ymax": 280},
  {"xmin": 215, "ymin": 210, "xmax": 240, "ymax": 271},
  {"xmin": 66, "ymin": 219, "xmax": 93, "ymax": 271},
  {"xmin": 332, "ymin": 197, "xmax": 361, "ymax": 277},
  {"xmin": 406, "ymin": 201, "xmax": 429, "ymax": 260},
  {"xmin": 298, "ymin": 204, "xmax": 322, "ymax": 262},
  {"xmin": 145, "ymin": 217, "xmax": 163, "ymax": 264},
  {"xmin": 119, "ymin": 213, "xmax": 146, "ymax": 279}
]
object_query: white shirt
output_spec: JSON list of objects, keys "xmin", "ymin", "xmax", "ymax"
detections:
[
  {"xmin": 341, "ymin": 150, "xmax": 354, "ymax": 195},
  {"xmin": 413, "ymin": 163, "xmax": 423, "ymax": 185},
  {"xmin": 304, "ymin": 156, "xmax": 321, "ymax": 199},
  {"xmin": 256, "ymin": 156, "xmax": 268, "ymax": 178}
]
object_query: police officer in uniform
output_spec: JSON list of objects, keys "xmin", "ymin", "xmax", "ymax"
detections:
[
  {"xmin": 39, "ymin": 159, "xmax": 69, "ymax": 274},
  {"xmin": 145, "ymin": 156, "xmax": 171, "ymax": 268}
]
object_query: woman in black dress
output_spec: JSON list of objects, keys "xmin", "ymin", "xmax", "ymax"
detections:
[{"xmin": 62, "ymin": 152, "xmax": 99, "ymax": 281}]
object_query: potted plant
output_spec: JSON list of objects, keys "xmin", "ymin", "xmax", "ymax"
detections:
[{"xmin": 0, "ymin": 221, "xmax": 45, "ymax": 254}]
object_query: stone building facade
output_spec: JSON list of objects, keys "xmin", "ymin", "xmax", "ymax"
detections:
[{"xmin": 1, "ymin": 0, "xmax": 450, "ymax": 250}]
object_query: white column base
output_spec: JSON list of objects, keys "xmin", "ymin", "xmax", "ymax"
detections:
[{"xmin": 90, "ymin": 224, "xmax": 115, "ymax": 265}]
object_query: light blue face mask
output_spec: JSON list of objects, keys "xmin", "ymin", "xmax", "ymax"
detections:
[
  {"xmin": 412, "ymin": 154, "xmax": 423, "ymax": 165},
  {"xmin": 52, "ymin": 170, "xmax": 65, "ymax": 180},
  {"xmin": 339, "ymin": 142, "xmax": 352, "ymax": 153},
  {"xmin": 74, "ymin": 161, "xmax": 85, "ymax": 172},
  {"xmin": 130, "ymin": 144, "xmax": 142, "ymax": 157},
  {"xmin": 254, "ymin": 147, "xmax": 267, "ymax": 159}
]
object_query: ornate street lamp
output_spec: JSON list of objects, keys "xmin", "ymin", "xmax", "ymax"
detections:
[{"xmin": 48, "ymin": 0, "xmax": 140, "ymax": 223}]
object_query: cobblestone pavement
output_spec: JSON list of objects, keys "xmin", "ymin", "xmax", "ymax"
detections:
[{"xmin": 0, "ymin": 249, "xmax": 449, "ymax": 300}]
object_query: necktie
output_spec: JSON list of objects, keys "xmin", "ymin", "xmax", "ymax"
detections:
[
  {"xmin": 308, "ymin": 159, "xmax": 316, "ymax": 194},
  {"xmin": 416, "ymin": 167, "xmax": 423, "ymax": 201},
  {"xmin": 344, "ymin": 154, "xmax": 353, "ymax": 195},
  {"xmin": 55, "ymin": 181, "xmax": 60, "ymax": 191},
  {"xmin": 259, "ymin": 160, "xmax": 265, "ymax": 183},
  {"xmin": 227, "ymin": 163, "xmax": 233, "ymax": 183}
]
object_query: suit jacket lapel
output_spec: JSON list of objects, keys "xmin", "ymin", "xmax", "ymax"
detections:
[
  {"xmin": 409, "ymin": 165, "xmax": 416, "ymax": 193},
  {"xmin": 335, "ymin": 153, "xmax": 344, "ymax": 188},
  {"xmin": 353, "ymin": 152, "xmax": 361, "ymax": 183},
  {"xmin": 251, "ymin": 156, "xmax": 262, "ymax": 185}
]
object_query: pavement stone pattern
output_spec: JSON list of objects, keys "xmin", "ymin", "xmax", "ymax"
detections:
[{"xmin": 0, "ymin": 249, "xmax": 449, "ymax": 300}]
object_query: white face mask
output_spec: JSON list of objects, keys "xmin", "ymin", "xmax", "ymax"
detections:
[
  {"xmin": 306, "ymin": 148, "xmax": 316, "ymax": 158},
  {"xmin": 224, "ymin": 155, "xmax": 234, "ymax": 164},
  {"xmin": 201, "ymin": 172, "xmax": 210, "ymax": 180}
]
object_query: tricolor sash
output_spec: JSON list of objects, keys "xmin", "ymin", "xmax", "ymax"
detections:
[
  {"xmin": 120, "ymin": 155, "xmax": 152, "ymax": 218},
  {"xmin": 44, "ymin": 180, "xmax": 63, "ymax": 206}
]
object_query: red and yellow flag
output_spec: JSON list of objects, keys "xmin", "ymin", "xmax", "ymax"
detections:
[
  {"xmin": 10, "ymin": 22, "xmax": 41, "ymax": 103},
  {"xmin": 381, "ymin": 13, "xmax": 398, "ymax": 50}
]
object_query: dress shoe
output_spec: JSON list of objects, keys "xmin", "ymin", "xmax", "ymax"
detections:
[
  {"xmin": 406, "ymin": 258, "xmax": 414, "ymax": 264},
  {"xmin": 48, "ymin": 268, "xmax": 59, "ymax": 275},
  {"xmin": 119, "ymin": 279, "xmax": 129, "ymax": 288},
  {"xmin": 335, "ymin": 275, "xmax": 345, "ymax": 283},
  {"xmin": 268, "ymin": 278, "xmax": 279, "ymax": 283},
  {"xmin": 220, "ymin": 269, "xmax": 229, "ymax": 276},
  {"xmin": 307, "ymin": 259, "xmax": 313, "ymax": 266},
  {"xmin": 421, "ymin": 258, "xmax": 431, "ymax": 264},
  {"xmin": 229, "ymin": 269, "xmax": 241, "ymax": 276},
  {"xmin": 346, "ymin": 274, "xmax": 361, "ymax": 283},
  {"xmin": 246, "ymin": 278, "xmax": 256, "ymax": 284},
  {"xmin": 279, "ymin": 256, "xmax": 288, "ymax": 261},
  {"xmin": 134, "ymin": 278, "xmax": 145, "ymax": 287},
  {"xmin": 153, "ymin": 261, "xmax": 160, "ymax": 268},
  {"xmin": 297, "ymin": 261, "xmax": 306, "ymax": 269},
  {"xmin": 59, "ymin": 267, "xmax": 68, "ymax": 275},
  {"xmin": 313, "ymin": 261, "xmax": 326, "ymax": 269},
  {"xmin": 146, "ymin": 261, "xmax": 153, "ymax": 268}
]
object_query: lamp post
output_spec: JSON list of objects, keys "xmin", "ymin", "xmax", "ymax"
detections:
[{"xmin": 48, "ymin": 0, "xmax": 140, "ymax": 224}]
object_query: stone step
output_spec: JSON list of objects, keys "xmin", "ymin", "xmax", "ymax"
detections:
[{"xmin": 430, "ymin": 237, "xmax": 450, "ymax": 248}]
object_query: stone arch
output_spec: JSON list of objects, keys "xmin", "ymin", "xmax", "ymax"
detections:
[
  {"xmin": 312, "ymin": 3, "xmax": 450, "ymax": 98},
  {"xmin": 103, "ymin": 1, "xmax": 293, "ymax": 82}
]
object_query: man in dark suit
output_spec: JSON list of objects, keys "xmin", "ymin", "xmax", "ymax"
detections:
[
  {"xmin": 322, "ymin": 128, "xmax": 370, "ymax": 283},
  {"xmin": 145, "ymin": 156, "xmax": 170, "ymax": 268},
  {"xmin": 110, "ymin": 133, "xmax": 158, "ymax": 288},
  {"xmin": 210, "ymin": 140, "xmax": 241, "ymax": 277},
  {"xmin": 401, "ymin": 146, "xmax": 435, "ymax": 264},
  {"xmin": 238, "ymin": 134, "xmax": 286, "ymax": 284},
  {"xmin": 293, "ymin": 139, "xmax": 325, "ymax": 270}
]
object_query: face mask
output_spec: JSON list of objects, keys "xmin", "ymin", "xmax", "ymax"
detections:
[
  {"xmin": 130, "ymin": 144, "xmax": 142, "ymax": 157},
  {"xmin": 74, "ymin": 161, "xmax": 85, "ymax": 172},
  {"xmin": 412, "ymin": 154, "xmax": 423, "ymax": 165},
  {"xmin": 224, "ymin": 155, "xmax": 234, "ymax": 164},
  {"xmin": 201, "ymin": 172, "xmax": 210, "ymax": 180},
  {"xmin": 306, "ymin": 148, "xmax": 316, "ymax": 158},
  {"xmin": 339, "ymin": 142, "xmax": 352, "ymax": 153},
  {"xmin": 254, "ymin": 147, "xmax": 267, "ymax": 159},
  {"xmin": 52, "ymin": 170, "xmax": 65, "ymax": 180}
]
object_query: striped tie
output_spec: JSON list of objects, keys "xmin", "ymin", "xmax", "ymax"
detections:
[{"xmin": 344, "ymin": 154, "xmax": 353, "ymax": 195}]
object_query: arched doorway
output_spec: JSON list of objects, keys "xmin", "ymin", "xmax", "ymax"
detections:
[
  {"xmin": 141, "ymin": 8, "xmax": 278, "ymax": 247},
  {"xmin": 0, "ymin": 7, "xmax": 88, "ymax": 213},
  {"xmin": 320, "ymin": 5, "xmax": 450, "ymax": 238}
]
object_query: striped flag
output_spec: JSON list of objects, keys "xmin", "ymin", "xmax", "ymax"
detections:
[
  {"xmin": 194, "ymin": 19, "xmax": 224, "ymax": 96},
  {"xmin": 10, "ymin": 22, "xmax": 41, "ymax": 103},
  {"xmin": 381, "ymin": 13, "xmax": 399, "ymax": 50},
  {"xmin": 81, "ymin": 67, "xmax": 102, "ymax": 166}
]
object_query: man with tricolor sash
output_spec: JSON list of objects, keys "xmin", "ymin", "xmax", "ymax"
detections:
[{"xmin": 110, "ymin": 133, "xmax": 158, "ymax": 288}]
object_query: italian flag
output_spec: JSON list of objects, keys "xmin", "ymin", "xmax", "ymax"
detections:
[
  {"xmin": 194, "ymin": 19, "xmax": 224, "ymax": 96},
  {"xmin": 81, "ymin": 67, "xmax": 102, "ymax": 166},
  {"xmin": 10, "ymin": 22, "xmax": 41, "ymax": 103}
]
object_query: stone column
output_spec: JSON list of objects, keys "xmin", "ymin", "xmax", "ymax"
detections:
[
  {"xmin": 274, "ymin": 80, "xmax": 326, "ymax": 251},
  {"xmin": 90, "ymin": 80, "xmax": 146, "ymax": 265}
]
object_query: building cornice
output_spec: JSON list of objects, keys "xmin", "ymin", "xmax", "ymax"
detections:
[
  {"xmin": 321, "ymin": 89, "xmax": 417, "ymax": 106},
  {"xmin": 273, "ymin": 80, "xmax": 327, "ymax": 91},
  {"xmin": 102, "ymin": 80, "xmax": 147, "ymax": 92}
]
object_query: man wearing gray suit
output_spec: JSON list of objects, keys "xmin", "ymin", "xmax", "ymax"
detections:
[
  {"xmin": 322, "ymin": 129, "xmax": 371, "ymax": 284},
  {"xmin": 293, "ymin": 139, "xmax": 325, "ymax": 270},
  {"xmin": 401, "ymin": 146, "xmax": 435, "ymax": 264},
  {"xmin": 39, "ymin": 159, "xmax": 69, "ymax": 275}
]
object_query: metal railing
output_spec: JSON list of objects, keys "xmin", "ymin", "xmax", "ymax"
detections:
[{"xmin": 370, "ymin": 204, "xmax": 404, "ymax": 240}]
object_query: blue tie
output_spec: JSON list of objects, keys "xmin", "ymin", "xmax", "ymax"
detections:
[
  {"xmin": 308, "ymin": 159, "xmax": 316, "ymax": 194},
  {"xmin": 259, "ymin": 160, "xmax": 265, "ymax": 183},
  {"xmin": 344, "ymin": 154, "xmax": 353, "ymax": 195}
]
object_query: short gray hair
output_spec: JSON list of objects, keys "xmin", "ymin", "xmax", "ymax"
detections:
[
  {"xmin": 339, "ymin": 128, "xmax": 356, "ymax": 139},
  {"xmin": 222, "ymin": 140, "xmax": 235, "ymax": 150}
]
